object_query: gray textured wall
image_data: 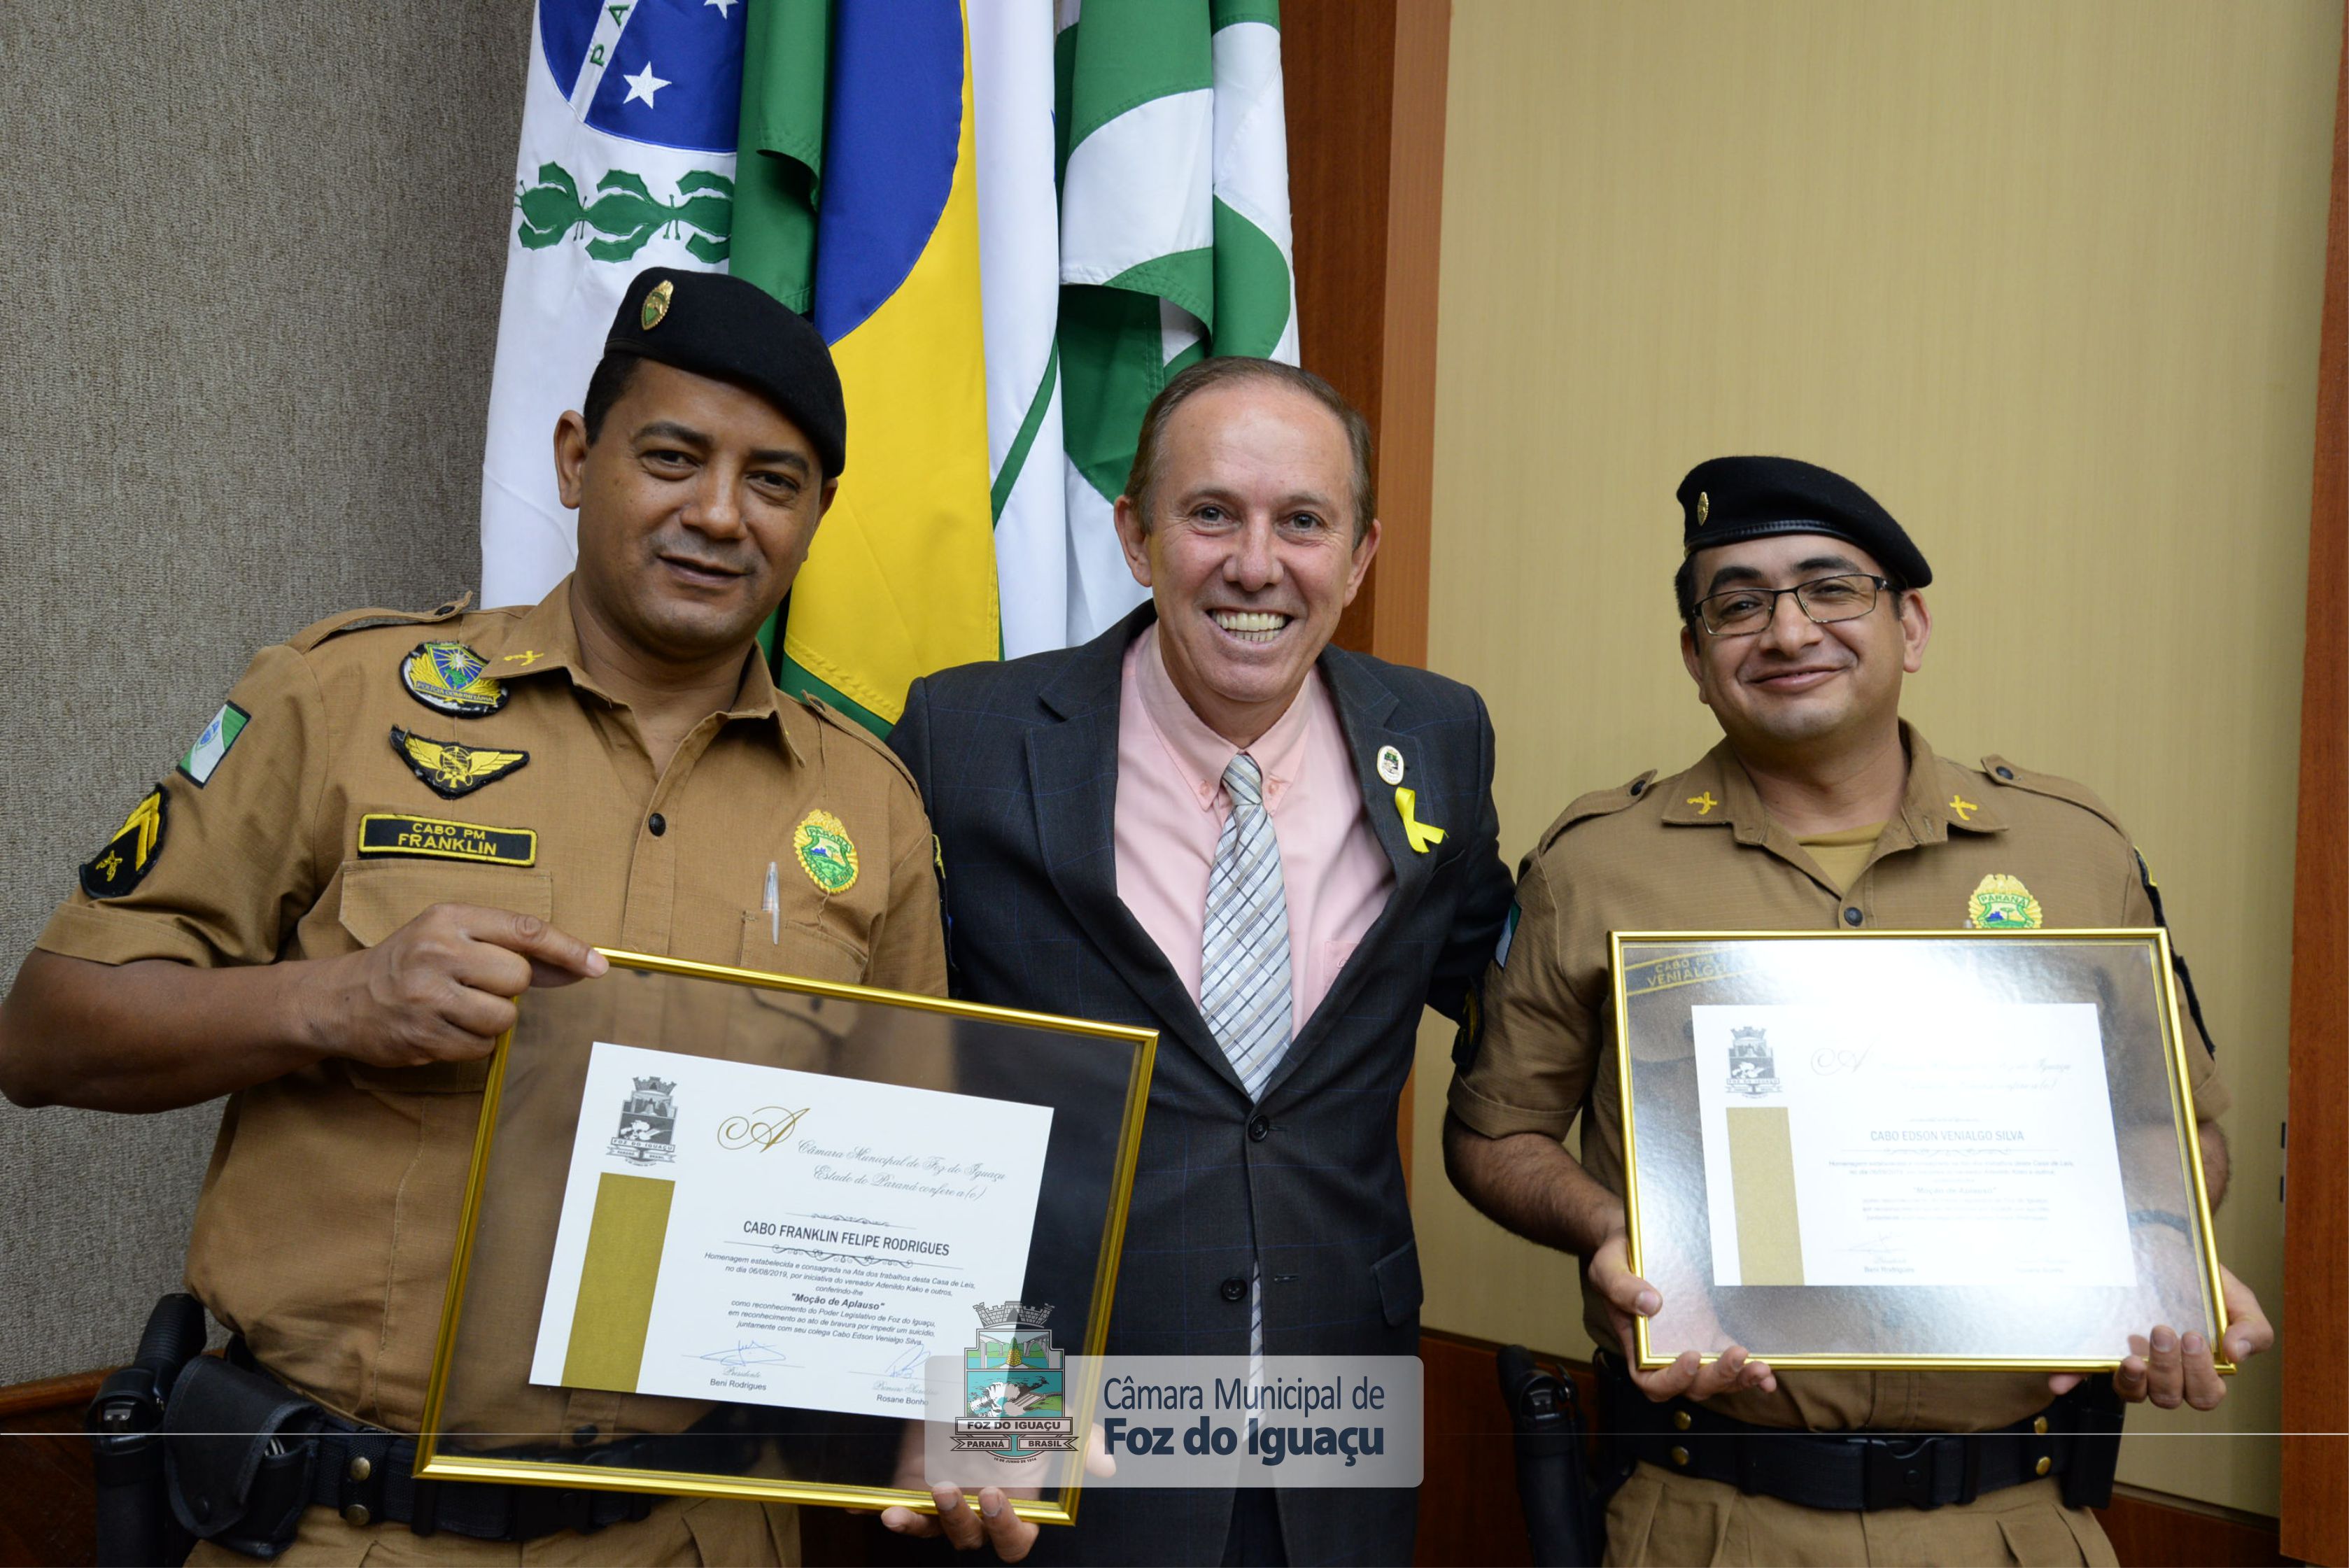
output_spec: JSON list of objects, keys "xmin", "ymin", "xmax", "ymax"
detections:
[{"xmin": 0, "ymin": 3, "xmax": 532, "ymax": 1385}]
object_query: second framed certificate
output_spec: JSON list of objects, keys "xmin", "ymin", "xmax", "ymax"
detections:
[{"xmin": 1611, "ymin": 930, "xmax": 2228, "ymax": 1373}]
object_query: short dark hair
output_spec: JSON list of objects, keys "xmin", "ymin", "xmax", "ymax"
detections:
[
  {"xmin": 580, "ymin": 352, "xmax": 644, "ymax": 444},
  {"xmin": 1122, "ymin": 358, "xmax": 1376, "ymax": 539},
  {"xmin": 1675, "ymin": 553, "xmax": 1909, "ymax": 629}
]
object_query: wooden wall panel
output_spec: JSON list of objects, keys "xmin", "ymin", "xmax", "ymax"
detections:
[
  {"xmin": 1286, "ymin": 0, "xmax": 1397, "ymax": 467},
  {"xmin": 1413, "ymin": 1332, "xmax": 1542, "ymax": 1567},
  {"xmin": 1288, "ymin": 0, "xmax": 1448, "ymax": 672},
  {"xmin": 0, "ymin": 1372, "xmax": 100, "ymax": 1568},
  {"xmin": 2283, "ymin": 7, "xmax": 2349, "ymax": 1564},
  {"xmin": 1285, "ymin": 0, "xmax": 1453, "ymax": 1192}
]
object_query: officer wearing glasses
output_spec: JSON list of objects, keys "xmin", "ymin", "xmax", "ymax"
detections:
[{"xmin": 1443, "ymin": 455, "xmax": 2271, "ymax": 1565}]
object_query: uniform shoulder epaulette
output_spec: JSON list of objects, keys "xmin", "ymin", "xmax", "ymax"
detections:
[
  {"xmin": 1977, "ymin": 754, "xmax": 2126, "ymax": 838},
  {"xmin": 1537, "ymin": 770, "xmax": 1658, "ymax": 853},
  {"xmin": 287, "ymin": 594, "xmax": 473, "ymax": 653},
  {"xmin": 803, "ymin": 695, "xmax": 920, "ymax": 794}
]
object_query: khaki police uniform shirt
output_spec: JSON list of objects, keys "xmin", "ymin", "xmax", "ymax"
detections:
[
  {"xmin": 37, "ymin": 581, "xmax": 946, "ymax": 1433},
  {"xmin": 1449, "ymin": 723, "xmax": 2229, "ymax": 1436}
]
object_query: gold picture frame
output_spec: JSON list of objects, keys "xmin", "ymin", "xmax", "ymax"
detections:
[
  {"xmin": 1609, "ymin": 928, "xmax": 2230, "ymax": 1373},
  {"xmin": 412, "ymin": 949, "xmax": 1157, "ymax": 1525}
]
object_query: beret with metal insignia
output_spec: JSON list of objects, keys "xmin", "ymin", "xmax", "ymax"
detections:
[
  {"xmin": 1676, "ymin": 455, "xmax": 1931, "ymax": 588},
  {"xmin": 604, "ymin": 267, "xmax": 847, "ymax": 479}
]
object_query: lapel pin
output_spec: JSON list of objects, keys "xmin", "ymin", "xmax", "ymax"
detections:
[{"xmin": 1376, "ymin": 745, "xmax": 1405, "ymax": 786}]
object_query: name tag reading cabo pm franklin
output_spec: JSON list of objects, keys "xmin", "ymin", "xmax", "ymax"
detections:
[{"xmin": 358, "ymin": 812, "xmax": 538, "ymax": 866}]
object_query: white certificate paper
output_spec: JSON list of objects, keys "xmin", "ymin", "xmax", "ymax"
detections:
[
  {"xmin": 1691, "ymin": 1003, "xmax": 2134, "ymax": 1289},
  {"xmin": 530, "ymin": 1041, "xmax": 1052, "ymax": 1416}
]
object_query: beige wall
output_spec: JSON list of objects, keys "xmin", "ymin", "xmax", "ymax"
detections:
[{"xmin": 1414, "ymin": 0, "xmax": 2339, "ymax": 1518}]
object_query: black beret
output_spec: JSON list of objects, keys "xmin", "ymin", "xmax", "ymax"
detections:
[
  {"xmin": 1677, "ymin": 455, "xmax": 1930, "ymax": 588},
  {"xmin": 605, "ymin": 268, "xmax": 847, "ymax": 478}
]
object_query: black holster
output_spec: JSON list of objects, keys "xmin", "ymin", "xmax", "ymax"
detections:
[
  {"xmin": 158, "ymin": 1354, "xmax": 328, "ymax": 1560},
  {"xmin": 87, "ymin": 1292, "xmax": 209, "ymax": 1568},
  {"xmin": 2058, "ymin": 1376, "xmax": 2125, "ymax": 1510},
  {"xmin": 1499, "ymin": 1344, "xmax": 1604, "ymax": 1568}
]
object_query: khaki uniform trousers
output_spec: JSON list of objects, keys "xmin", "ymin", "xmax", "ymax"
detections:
[
  {"xmin": 1604, "ymin": 1468, "xmax": 2117, "ymax": 1567},
  {"xmin": 185, "ymin": 1497, "xmax": 795, "ymax": 1567}
]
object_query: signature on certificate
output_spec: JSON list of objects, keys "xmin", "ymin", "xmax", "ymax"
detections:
[
  {"xmin": 861, "ymin": 1342, "xmax": 929, "ymax": 1390},
  {"xmin": 694, "ymin": 1341, "xmax": 795, "ymax": 1370}
]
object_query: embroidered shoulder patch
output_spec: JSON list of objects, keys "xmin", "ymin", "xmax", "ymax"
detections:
[
  {"xmin": 358, "ymin": 813, "xmax": 537, "ymax": 866},
  {"xmin": 793, "ymin": 810, "xmax": 859, "ymax": 894},
  {"xmin": 177, "ymin": 702, "xmax": 250, "ymax": 787},
  {"xmin": 1453, "ymin": 985, "xmax": 1484, "ymax": 1071},
  {"xmin": 389, "ymin": 727, "xmax": 528, "ymax": 798},
  {"xmin": 400, "ymin": 642, "xmax": 507, "ymax": 717},
  {"xmin": 81, "ymin": 785, "xmax": 169, "ymax": 898},
  {"xmin": 1966, "ymin": 873, "xmax": 2044, "ymax": 929}
]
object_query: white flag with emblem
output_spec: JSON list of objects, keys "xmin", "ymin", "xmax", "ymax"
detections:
[{"xmin": 478, "ymin": 0, "xmax": 747, "ymax": 609}]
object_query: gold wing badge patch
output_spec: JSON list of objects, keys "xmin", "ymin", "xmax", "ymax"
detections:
[
  {"xmin": 400, "ymin": 642, "xmax": 508, "ymax": 718},
  {"xmin": 390, "ymin": 727, "xmax": 528, "ymax": 799},
  {"xmin": 80, "ymin": 784, "xmax": 169, "ymax": 899},
  {"xmin": 1966, "ymin": 873, "xmax": 2044, "ymax": 929}
]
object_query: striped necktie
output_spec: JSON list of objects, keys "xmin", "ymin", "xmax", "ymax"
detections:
[
  {"xmin": 1201, "ymin": 752, "xmax": 1293, "ymax": 1099},
  {"xmin": 1201, "ymin": 751, "xmax": 1292, "ymax": 1381}
]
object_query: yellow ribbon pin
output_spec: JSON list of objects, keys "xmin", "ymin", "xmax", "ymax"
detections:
[
  {"xmin": 1686, "ymin": 791, "xmax": 1719, "ymax": 816},
  {"xmin": 1949, "ymin": 794, "xmax": 1978, "ymax": 822},
  {"xmin": 1396, "ymin": 787, "xmax": 1446, "ymax": 854}
]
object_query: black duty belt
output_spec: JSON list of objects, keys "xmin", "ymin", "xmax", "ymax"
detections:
[
  {"xmin": 1595, "ymin": 1352, "xmax": 2124, "ymax": 1513},
  {"xmin": 292, "ymin": 1423, "xmax": 656, "ymax": 1542},
  {"xmin": 157, "ymin": 1341, "xmax": 672, "ymax": 1558}
]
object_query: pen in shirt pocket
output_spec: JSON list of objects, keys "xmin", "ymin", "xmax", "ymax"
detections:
[{"xmin": 763, "ymin": 861, "xmax": 780, "ymax": 944}]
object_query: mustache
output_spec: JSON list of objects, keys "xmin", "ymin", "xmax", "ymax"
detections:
[{"xmin": 649, "ymin": 535, "xmax": 759, "ymax": 577}]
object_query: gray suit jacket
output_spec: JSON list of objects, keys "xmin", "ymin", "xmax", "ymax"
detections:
[{"xmin": 890, "ymin": 606, "xmax": 1513, "ymax": 1565}]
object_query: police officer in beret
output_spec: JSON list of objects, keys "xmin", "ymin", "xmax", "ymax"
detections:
[
  {"xmin": 1444, "ymin": 456, "xmax": 2273, "ymax": 1565},
  {"xmin": 0, "ymin": 267, "xmax": 1031, "ymax": 1564}
]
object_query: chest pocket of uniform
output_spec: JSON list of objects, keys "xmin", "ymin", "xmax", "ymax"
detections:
[
  {"xmin": 336, "ymin": 859, "xmax": 556, "ymax": 1094},
  {"xmin": 738, "ymin": 911, "xmax": 868, "ymax": 986}
]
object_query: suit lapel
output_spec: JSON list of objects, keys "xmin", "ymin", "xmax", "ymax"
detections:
[
  {"xmin": 1259, "ymin": 650, "xmax": 1432, "ymax": 1100},
  {"xmin": 1027, "ymin": 608, "xmax": 1240, "ymax": 1092}
]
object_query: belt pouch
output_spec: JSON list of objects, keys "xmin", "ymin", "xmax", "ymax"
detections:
[{"xmin": 160, "ymin": 1357, "xmax": 323, "ymax": 1560}]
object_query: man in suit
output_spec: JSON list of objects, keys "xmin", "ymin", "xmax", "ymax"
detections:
[{"xmin": 882, "ymin": 358, "xmax": 1514, "ymax": 1565}]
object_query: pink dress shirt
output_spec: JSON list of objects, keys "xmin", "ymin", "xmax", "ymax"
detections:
[{"xmin": 1113, "ymin": 623, "xmax": 1394, "ymax": 1040}]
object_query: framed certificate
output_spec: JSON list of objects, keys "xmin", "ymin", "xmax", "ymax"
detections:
[
  {"xmin": 1611, "ymin": 930, "xmax": 2229, "ymax": 1373},
  {"xmin": 413, "ymin": 951, "xmax": 1155, "ymax": 1524}
]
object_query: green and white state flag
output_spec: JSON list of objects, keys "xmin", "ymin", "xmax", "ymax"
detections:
[{"xmin": 988, "ymin": 0, "xmax": 1301, "ymax": 653}]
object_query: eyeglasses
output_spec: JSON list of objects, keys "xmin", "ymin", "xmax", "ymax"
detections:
[{"xmin": 1695, "ymin": 574, "xmax": 1893, "ymax": 637}]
